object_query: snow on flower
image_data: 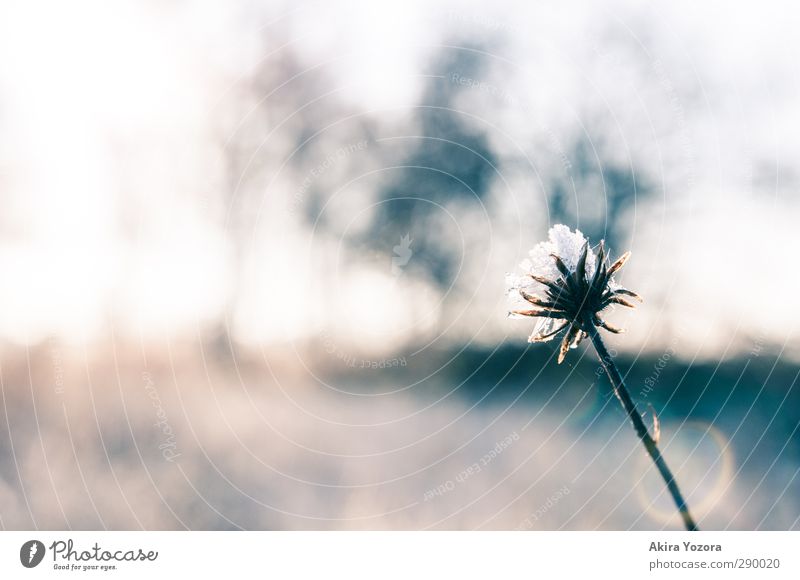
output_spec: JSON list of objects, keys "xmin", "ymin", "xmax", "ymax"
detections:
[{"xmin": 505, "ymin": 224, "xmax": 641, "ymax": 362}]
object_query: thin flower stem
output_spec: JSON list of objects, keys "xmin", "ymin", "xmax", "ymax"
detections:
[{"xmin": 583, "ymin": 320, "xmax": 699, "ymax": 531}]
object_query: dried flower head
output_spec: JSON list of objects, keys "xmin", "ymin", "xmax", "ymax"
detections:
[{"xmin": 506, "ymin": 224, "xmax": 642, "ymax": 363}]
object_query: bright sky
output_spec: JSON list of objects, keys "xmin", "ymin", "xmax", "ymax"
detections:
[{"xmin": 0, "ymin": 0, "xmax": 798, "ymax": 359}]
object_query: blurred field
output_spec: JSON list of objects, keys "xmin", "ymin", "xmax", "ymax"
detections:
[{"xmin": 1, "ymin": 339, "xmax": 796, "ymax": 530}]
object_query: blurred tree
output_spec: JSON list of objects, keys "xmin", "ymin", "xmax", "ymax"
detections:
[
  {"xmin": 548, "ymin": 137, "xmax": 649, "ymax": 254},
  {"xmin": 361, "ymin": 45, "xmax": 499, "ymax": 286}
]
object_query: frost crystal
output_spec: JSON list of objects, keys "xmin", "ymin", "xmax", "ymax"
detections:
[
  {"xmin": 505, "ymin": 224, "xmax": 641, "ymax": 362},
  {"xmin": 506, "ymin": 225, "xmax": 596, "ymax": 305}
]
